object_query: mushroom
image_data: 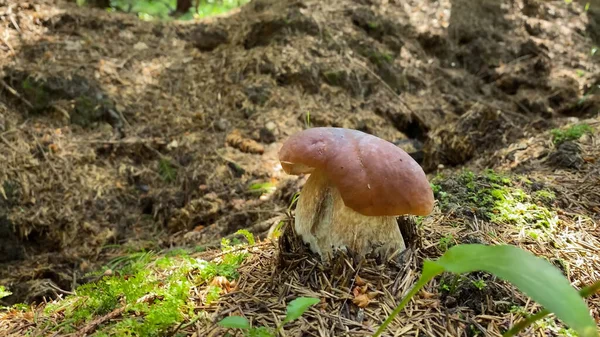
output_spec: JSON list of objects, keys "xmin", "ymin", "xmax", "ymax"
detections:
[{"xmin": 278, "ymin": 127, "xmax": 434, "ymax": 260}]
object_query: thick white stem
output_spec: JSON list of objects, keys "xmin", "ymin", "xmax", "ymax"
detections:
[{"xmin": 294, "ymin": 169, "xmax": 406, "ymax": 260}]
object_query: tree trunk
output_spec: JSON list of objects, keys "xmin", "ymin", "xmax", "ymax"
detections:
[
  {"xmin": 80, "ymin": 0, "xmax": 111, "ymax": 8},
  {"xmin": 175, "ymin": 0, "xmax": 193, "ymax": 14}
]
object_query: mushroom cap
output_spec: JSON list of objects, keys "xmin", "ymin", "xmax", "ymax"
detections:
[{"xmin": 279, "ymin": 127, "xmax": 434, "ymax": 216}]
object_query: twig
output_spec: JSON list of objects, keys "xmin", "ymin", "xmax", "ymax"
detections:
[
  {"xmin": 7, "ymin": 8, "xmax": 21, "ymax": 34},
  {"xmin": 0, "ymin": 135, "xmax": 18, "ymax": 152},
  {"xmin": 503, "ymin": 280, "xmax": 600, "ymax": 337},
  {"xmin": 46, "ymin": 282, "xmax": 75, "ymax": 296},
  {"xmin": 194, "ymin": 242, "xmax": 273, "ymax": 262},
  {"xmin": 0, "ymin": 78, "xmax": 34, "ymax": 110},
  {"xmin": 1, "ymin": 35, "xmax": 16, "ymax": 55}
]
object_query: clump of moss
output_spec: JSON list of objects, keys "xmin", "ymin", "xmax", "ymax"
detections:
[
  {"xmin": 0, "ymin": 286, "xmax": 12, "ymax": 301},
  {"xmin": 551, "ymin": 123, "xmax": 593, "ymax": 145},
  {"xmin": 322, "ymin": 70, "xmax": 348, "ymax": 87},
  {"xmin": 431, "ymin": 170, "xmax": 559, "ymax": 239},
  {"xmin": 39, "ymin": 235, "xmax": 251, "ymax": 336},
  {"xmin": 21, "ymin": 77, "xmax": 52, "ymax": 112}
]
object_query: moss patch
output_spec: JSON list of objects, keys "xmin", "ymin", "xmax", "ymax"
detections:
[
  {"xmin": 431, "ymin": 169, "xmax": 559, "ymax": 240},
  {"xmin": 551, "ymin": 123, "xmax": 593, "ymax": 145},
  {"xmin": 20, "ymin": 236, "xmax": 252, "ymax": 336},
  {"xmin": 4, "ymin": 70, "xmax": 121, "ymax": 128}
]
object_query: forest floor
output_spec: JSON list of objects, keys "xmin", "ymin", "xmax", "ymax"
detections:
[{"xmin": 0, "ymin": 0, "xmax": 599, "ymax": 336}]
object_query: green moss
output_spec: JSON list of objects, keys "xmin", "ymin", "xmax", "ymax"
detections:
[
  {"xmin": 551, "ymin": 123, "xmax": 593, "ymax": 144},
  {"xmin": 431, "ymin": 170, "xmax": 558, "ymax": 239},
  {"xmin": 38, "ymin": 234, "xmax": 252, "ymax": 336},
  {"xmin": 322, "ymin": 70, "xmax": 347, "ymax": 86},
  {"xmin": 0, "ymin": 286, "xmax": 11, "ymax": 300},
  {"xmin": 534, "ymin": 189, "xmax": 556, "ymax": 203},
  {"xmin": 367, "ymin": 51, "xmax": 394, "ymax": 67},
  {"xmin": 439, "ymin": 234, "xmax": 455, "ymax": 252},
  {"xmin": 21, "ymin": 77, "xmax": 51, "ymax": 112},
  {"xmin": 71, "ymin": 95, "xmax": 104, "ymax": 127}
]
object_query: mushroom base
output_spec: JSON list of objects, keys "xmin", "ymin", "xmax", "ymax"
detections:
[{"xmin": 294, "ymin": 169, "xmax": 406, "ymax": 260}]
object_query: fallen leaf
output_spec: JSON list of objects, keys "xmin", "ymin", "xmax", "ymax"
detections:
[
  {"xmin": 353, "ymin": 294, "xmax": 370, "ymax": 308},
  {"xmin": 366, "ymin": 291, "xmax": 378, "ymax": 299},
  {"xmin": 210, "ymin": 276, "xmax": 236, "ymax": 293},
  {"xmin": 48, "ymin": 143, "xmax": 59, "ymax": 153},
  {"xmin": 420, "ymin": 289, "xmax": 436, "ymax": 299}
]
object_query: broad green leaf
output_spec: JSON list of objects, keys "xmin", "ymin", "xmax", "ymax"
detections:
[
  {"xmin": 434, "ymin": 244, "xmax": 598, "ymax": 337},
  {"xmin": 283, "ymin": 297, "xmax": 320, "ymax": 324},
  {"xmin": 217, "ymin": 316, "xmax": 250, "ymax": 329}
]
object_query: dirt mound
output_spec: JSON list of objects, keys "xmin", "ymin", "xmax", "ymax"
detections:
[{"xmin": 0, "ymin": 0, "xmax": 599, "ymax": 308}]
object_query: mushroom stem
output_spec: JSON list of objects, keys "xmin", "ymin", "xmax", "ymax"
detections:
[{"xmin": 294, "ymin": 169, "xmax": 406, "ymax": 260}]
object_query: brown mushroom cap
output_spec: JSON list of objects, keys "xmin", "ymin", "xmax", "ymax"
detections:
[{"xmin": 279, "ymin": 127, "xmax": 434, "ymax": 216}]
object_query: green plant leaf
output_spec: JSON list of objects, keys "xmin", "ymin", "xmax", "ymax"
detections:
[
  {"xmin": 217, "ymin": 316, "xmax": 251, "ymax": 329},
  {"xmin": 435, "ymin": 245, "xmax": 597, "ymax": 337},
  {"xmin": 235, "ymin": 229, "xmax": 256, "ymax": 246},
  {"xmin": 247, "ymin": 326, "xmax": 275, "ymax": 337},
  {"xmin": 0, "ymin": 286, "xmax": 12, "ymax": 299},
  {"xmin": 374, "ymin": 244, "xmax": 598, "ymax": 337},
  {"xmin": 283, "ymin": 297, "xmax": 320, "ymax": 324}
]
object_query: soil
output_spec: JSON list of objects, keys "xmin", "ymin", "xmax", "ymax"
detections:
[{"xmin": 0, "ymin": 0, "xmax": 599, "ymax": 335}]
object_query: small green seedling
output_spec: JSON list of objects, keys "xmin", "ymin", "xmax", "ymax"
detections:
[
  {"xmin": 248, "ymin": 182, "xmax": 276, "ymax": 195},
  {"xmin": 551, "ymin": 124, "xmax": 593, "ymax": 145},
  {"xmin": 0, "ymin": 285, "xmax": 12, "ymax": 309},
  {"xmin": 0, "ymin": 286, "xmax": 11, "ymax": 300},
  {"xmin": 218, "ymin": 297, "xmax": 320, "ymax": 336},
  {"xmin": 158, "ymin": 158, "xmax": 177, "ymax": 182},
  {"xmin": 373, "ymin": 244, "xmax": 599, "ymax": 337},
  {"xmin": 235, "ymin": 229, "xmax": 256, "ymax": 246},
  {"xmin": 305, "ymin": 111, "xmax": 311, "ymax": 128},
  {"xmin": 438, "ymin": 234, "xmax": 454, "ymax": 252},
  {"xmin": 288, "ymin": 192, "xmax": 301, "ymax": 212},
  {"xmin": 472, "ymin": 279, "xmax": 487, "ymax": 290}
]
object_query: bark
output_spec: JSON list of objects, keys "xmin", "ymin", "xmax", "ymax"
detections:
[{"xmin": 175, "ymin": 0, "xmax": 193, "ymax": 14}]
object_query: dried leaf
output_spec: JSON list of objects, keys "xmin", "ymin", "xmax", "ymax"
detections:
[
  {"xmin": 420, "ymin": 289, "xmax": 436, "ymax": 299},
  {"xmin": 210, "ymin": 276, "xmax": 236, "ymax": 293},
  {"xmin": 353, "ymin": 294, "xmax": 371, "ymax": 308}
]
